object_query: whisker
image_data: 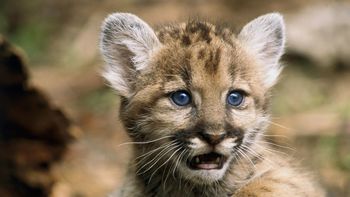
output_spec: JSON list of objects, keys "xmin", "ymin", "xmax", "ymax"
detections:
[
  {"xmin": 137, "ymin": 144, "xmax": 179, "ymax": 175},
  {"xmin": 172, "ymin": 149, "xmax": 187, "ymax": 179},
  {"xmin": 133, "ymin": 142, "xmax": 173, "ymax": 167},
  {"xmin": 134, "ymin": 141, "xmax": 173, "ymax": 160},
  {"xmin": 233, "ymin": 150, "xmax": 253, "ymax": 183},
  {"xmin": 243, "ymin": 139, "xmax": 291, "ymax": 157},
  {"xmin": 254, "ymin": 143, "xmax": 291, "ymax": 157},
  {"xmin": 162, "ymin": 160, "xmax": 174, "ymax": 190},
  {"xmin": 148, "ymin": 146, "xmax": 182, "ymax": 184},
  {"xmin": 261, "ymin": 134, "xmax": 289, "ymax": 139},
  {"xmin": 151, "ymin": 146, "xmax": 181, "ymax": 186},
  {"xmin": 117, "ymin": 135, "xmax": 173, "ymax": 146},
  {"xmin": 237, "ymin": 148, "xmax": 257, "ymax": 171},
  {"xmin": 258, "ymin": 141, "xmax": 295, "ymax": 151},
  {"xmin": 136, "ymin": 142, "xmax": 176, "ymax": 174},
  {"xmin": 266, "ymin": 120, "xmax": 293, "ymax": 131},
  {"xmin": 162, "ymin": 148, "xmax": 186, "ymax": 190},
  {"xmin": 240, "ymin": 144, "xmax": 274, "ymax": 167}
]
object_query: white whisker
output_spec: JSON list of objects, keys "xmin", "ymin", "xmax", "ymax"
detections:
[
  {"xmin": 137, "ymin": 144, "xmax": 179, "ymax": 175},
  {"xmin": 172, "ymin": 149, "xmax": 187, "ymax": 179},
  {"xmin": 117, "ymin": 135, "xmax": 172, "ymax": 146},
  {"xmin": 258, "ymin": 141, "xmax": 295, "ymax": 151},
  {"xmin": 136, "ymin": 142, "xmax": 176, "ymax": 174},
  {"xmin": 150, "ymin": 146, "xmax": 181, "ymax": 185}
]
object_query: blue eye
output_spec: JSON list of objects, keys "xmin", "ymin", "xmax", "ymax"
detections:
[
  {"xmin": 227, "ymin": 91, "xmax": 244, "ymax": 106},
  {"xmin": 170, "ymin": 91, "xmax": 191, "ymax": 106}
]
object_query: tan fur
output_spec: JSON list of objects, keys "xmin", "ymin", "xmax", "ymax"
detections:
[{"xmin": 101, "ymin": 13, "xmax": 324, "ymax": 197}]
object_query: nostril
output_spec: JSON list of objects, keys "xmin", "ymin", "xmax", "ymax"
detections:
[{"xmin": 199, "ymin": 132, "xmax": 226, "ymax": 145}]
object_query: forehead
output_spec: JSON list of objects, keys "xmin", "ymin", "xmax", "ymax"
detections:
[
  {"xmin": 151, "ymin": 21, "xmax": 253, "ymax": 91},
  {"xmin": 156, "ymin": 20, "xmax": 235, "ymax": 46}
]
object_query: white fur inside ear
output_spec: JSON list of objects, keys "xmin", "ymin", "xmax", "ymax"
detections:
[
  {"xmin": 100, "ymin": 13, "xmax": 161, "ymax": 97},
  {"xmin": 238, "ymin": 13, "xmax": 285, "ymax": 88}
]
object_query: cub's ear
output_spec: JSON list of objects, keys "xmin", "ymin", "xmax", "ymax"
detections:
[
  {"xmin": 100, "ymin": 13, "xmax": 161, "ymax": 97},
  {"xmin": 238, "ymin": 13, "xmax": 285, "ymax": 88}
]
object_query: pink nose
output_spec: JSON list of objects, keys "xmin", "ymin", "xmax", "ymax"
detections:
[{"xmin": 199, "ymin": 132, "xmax": 226, "ymax": 145}]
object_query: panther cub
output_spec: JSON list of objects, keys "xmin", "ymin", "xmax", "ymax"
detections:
[{"xmin": 100, "ymin": 12, "xmax": 324, "ymax": 197}]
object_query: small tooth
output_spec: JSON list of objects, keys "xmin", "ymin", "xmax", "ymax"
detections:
[
  {"xmin": 216, "ymin": 157, "xmax": 220, "ymax": 163},
  {"xmin": 195, "ymin": 157, "xmax": 200, "ymax": 163}
]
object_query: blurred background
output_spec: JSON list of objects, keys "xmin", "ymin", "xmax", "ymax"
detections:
[{"xmin": 0, "ymin": 0, "xmax": 350, "ymax": 196}]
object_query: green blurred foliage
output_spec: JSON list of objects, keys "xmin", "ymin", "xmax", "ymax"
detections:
[
  {"xmin": 78, "ymin": 87, "xmax": 119, "ymax": 115},
  {"xmin": 0, "ymin": 0, "xmax": 75, "ymax": 64},
  {"xmin": 1, "ymin": 1, "xmax": 50, "ymax": 63}
]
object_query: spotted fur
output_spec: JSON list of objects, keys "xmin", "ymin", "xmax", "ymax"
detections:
[{"xmin": 100, "ymin": 13, "xmax": 324, "ymax": 197}]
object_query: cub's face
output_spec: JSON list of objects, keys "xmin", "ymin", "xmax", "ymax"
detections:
[{"xmin": 100, "ymin": 13, "xmax": 285, "ymax": 183}]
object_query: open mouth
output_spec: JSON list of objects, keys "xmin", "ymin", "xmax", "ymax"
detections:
[{"xmin": 188, "ymin": 152, "xmax": 227, "ymax": 170}]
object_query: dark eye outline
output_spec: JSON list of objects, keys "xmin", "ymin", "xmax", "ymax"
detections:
[
  {"xmin": 170, "ymin": 90, "xmax": 192, "ymax": 107},
  {"xmin": 227, "ymin": 90, "xmax": 245, "ymax": 107}
]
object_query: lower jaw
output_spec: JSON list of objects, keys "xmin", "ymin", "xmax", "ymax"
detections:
[
  {"xmin": 187, "ymin": 163, "xmax": 225, "ymax": 171},
  {"xmin": 180, "ymin": 165, "xmax": 228, "ymax": 184},
  {"xmin": 192, "ymin": 163, "xmax": 223, "ymax": 170}
]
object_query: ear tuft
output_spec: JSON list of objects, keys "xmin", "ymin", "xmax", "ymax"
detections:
[
  {"xmin": 100, "ymin": 13, "xmax": 160, "ymax": 97},
  {"xmin": 238, "ymin": 13, "xmax": 285, "ymax": 88}
]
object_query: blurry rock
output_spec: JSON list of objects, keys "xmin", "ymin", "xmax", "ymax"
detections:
[
  {"xmin": 286, "ymin": 3, "xmax": 350, "ymax": 69},
  {"xmin": 0, "ymin": 35, "xmax": 74, "ymax": 197},
  {"xmin": 0, "ymin": 36, "xmax": 28, "ymax": 86}
]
